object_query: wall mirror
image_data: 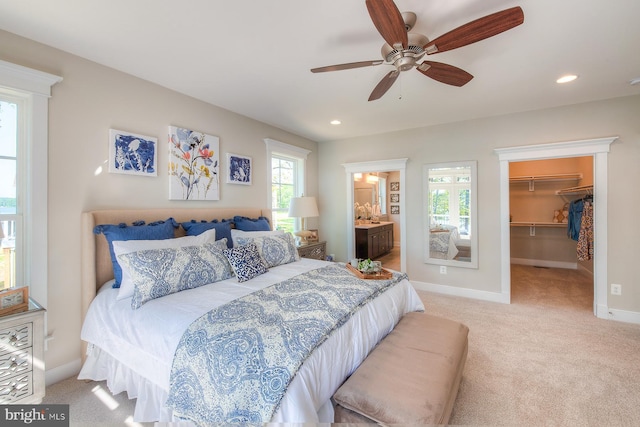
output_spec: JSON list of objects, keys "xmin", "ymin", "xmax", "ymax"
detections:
[{"xmin": 423, "ymin": 161, "xmax": 478, "ymax": 268}]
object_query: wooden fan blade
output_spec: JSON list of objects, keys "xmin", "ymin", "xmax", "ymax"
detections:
[
  {"xmin": 368, "ymin": 70, "xmax": 399, "ymax": 101},
  {"xmin": 366, "ymin": 0, "xmax": 408, "ymax": 49},
  {"xmin": 417, "ymin": 61, "xmax": 473, "ymax": 87},
  {"xmin": 311, "ymin": 60, "xmax": 384, "ymax": 73},
  {"xmin": 425, "ymin": 6, "xmax": 524, "ymax": 54}
]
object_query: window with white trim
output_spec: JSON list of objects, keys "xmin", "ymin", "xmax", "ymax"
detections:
[
  {"xmin": 264, "ymin": 139, "xmax": 310, "ymax": 232},
  {"xmin": 0, "ymin": 60, "xmax": 61, "ymax": 305},
  {"xmin": 0, "ymin": 96, "xmax": 21, "ymax": 290}
]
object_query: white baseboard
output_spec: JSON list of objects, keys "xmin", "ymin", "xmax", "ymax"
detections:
[
  {"xmin": 413, "ymin": 280, "xmax": 640, "ymax": 326},
  {"xmin": 45, "ymin": 358, "xmax": 82, "ymax": 387},
  {"xmin": 511, "ymin": 257, "xmax": 577, "ymax": 270},
  {"xmin": 411, "ymin": 280, "xmax": 509, "ymax": 304},
  {"xmin": 597, "ymin": 305, "xmax": 640, "ymax": 325}
]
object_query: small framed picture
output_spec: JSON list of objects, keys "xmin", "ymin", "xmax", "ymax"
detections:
[
  {"xmin": 0, "ymin": 286, "xmax": 29, "ymax": 316},
  {"xmin": 390, "ymin": 181, "xmax": 399, "ymax": 191},
  {"xmin": 227, "ymin": 153, "xmax": 252, "ymax": 185},
  {"xmin": 109, "ymin": 129, "xmax": 158, "ymax": 176},
  {"xmin": 307, "ymin": 229, "xmax": 319, "ymax": 242},
  {"xmin": 390, "ymin": 205, "xmax": 400, "ymax": 215},
  {"xmin": 390, "ymin": 193, "xmax": 399, "ymax": 203}
]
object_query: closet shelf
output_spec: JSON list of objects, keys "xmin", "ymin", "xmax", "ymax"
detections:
[
  {"xmin": 510, "ymin": 222, "xmax": 566, "ymax": 227},
  {"xmin": 510, "ymin": 221, "xmax": 566, "ymax": 237},
  {"xmin": 555, "ymin": 184, "xmax": 593, "ymax": 196},
  {"xmin": 510, "ymin": 173, "xmax": 582, "ymax": 191}
]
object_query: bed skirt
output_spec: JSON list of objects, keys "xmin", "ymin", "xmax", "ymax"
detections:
[{"xmin": 78, "ymin": 344, "xmax": 175, "ymax": 421}]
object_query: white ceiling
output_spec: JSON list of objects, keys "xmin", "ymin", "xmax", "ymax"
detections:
[{"xmin": 1, "ymin": 0, "xmax": 639, "ymax": 142}]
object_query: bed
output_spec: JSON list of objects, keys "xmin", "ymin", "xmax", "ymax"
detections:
[{"xmin": 78, "ymin": 208, "xmax": 424, "ymax": 423}]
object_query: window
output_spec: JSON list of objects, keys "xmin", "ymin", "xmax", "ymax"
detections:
[
  {"xmin": 0, "ymin": 60, "xmax": 61, "ymax": 305},
  {"xmin": 0, "ymin": 97, "xmax": 19, "ymax": 290},
  {"xmin": 264, "ymin": 139, "xmax": 310, "ymax": 232}
]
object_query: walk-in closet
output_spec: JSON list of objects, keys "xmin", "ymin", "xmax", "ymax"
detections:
[{"xmin": 509, "ymin": 157, "xmax": 594, "ymax": 310}]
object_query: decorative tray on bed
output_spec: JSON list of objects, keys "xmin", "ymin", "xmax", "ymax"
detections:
[{"xmin": 346, "ymin": 263, "xmax": 393, "ymax": 280}]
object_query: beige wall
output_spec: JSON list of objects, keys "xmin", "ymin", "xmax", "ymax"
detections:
[
  {"xmin": 319, "ymin": 95, "xmax": 640, "ymax": 313},
  {"xmin": 0, "ymin": 30, "xmax": 318, "ymax": 379}
]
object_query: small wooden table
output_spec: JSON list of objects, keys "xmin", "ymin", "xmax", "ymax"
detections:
[{"xmin": 297, "ymin": 241, "xmax": 326, "ymax": 261}]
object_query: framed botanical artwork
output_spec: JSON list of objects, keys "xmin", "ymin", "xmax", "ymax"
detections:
[
  {"xmin": 390, "ymin": 205, "xmax": 400, "ymax": 215},
  {"xmin": 390, "ymin": 193, "xmax": 399, "ymax": 203},
  {"xmin": 390, "ymin": 181, "xmax": 399, "ymax": 191},
  {"xmin": 226, "ymin": 153, "xmax": 252, "ymax": 185},
  {"xmin": 168, "ymin": 126, "xmax": 220, "ymax": 200},
  {"xmin": 109, "ymin": 129, "xmax": 158, "ymax": 176}
]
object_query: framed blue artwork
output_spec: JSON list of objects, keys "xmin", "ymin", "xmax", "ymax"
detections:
[
  {"xmin": 109, "ymin": 129, "xmax": 157, "ymax": 176},
  {"xmin": 226, "ymin": 153, "xmax": 252, "ymax": 185}
]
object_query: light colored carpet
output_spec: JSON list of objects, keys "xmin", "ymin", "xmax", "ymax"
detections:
[{"xmin": 43, "ymin": 265, "xmax": 640, "ymax": 426}]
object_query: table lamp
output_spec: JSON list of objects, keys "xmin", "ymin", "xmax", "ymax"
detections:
[{"xmin": 288, "ymin": 196, "xmax": 319, "ymax": 245}]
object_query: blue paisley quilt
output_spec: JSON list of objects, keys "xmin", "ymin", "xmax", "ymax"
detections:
[{"xmin": 166, "ymin": 262, "xmax": 408, "ymax": 424}]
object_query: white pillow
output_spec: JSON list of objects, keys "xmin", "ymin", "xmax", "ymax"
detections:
[
  {"xmin": 230, "ymin": 228, "xmax": 284, "ymax": 247},
  {"xmin": 113, "ymin": 228, "xmax": 216, "ymax": 300}
]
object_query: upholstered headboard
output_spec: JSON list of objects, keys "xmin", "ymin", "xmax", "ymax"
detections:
[{"xmin": 80, "ymin": 208, "xmax": 271, "ymax": 324}]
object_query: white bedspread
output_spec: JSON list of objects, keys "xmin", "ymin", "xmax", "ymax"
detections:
[{"xmin": 79, "ymin": 258, "xmax": 424, "ymax": 422}]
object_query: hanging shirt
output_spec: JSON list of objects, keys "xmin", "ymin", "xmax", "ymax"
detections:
[{"xmin": 567, "ymin": 199, "xmax": 583, "ymax": 241}]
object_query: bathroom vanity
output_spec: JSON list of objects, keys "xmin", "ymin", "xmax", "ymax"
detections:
[{"xmin": 355, "ymin": 222, "xmax": 394, "ymax": 260}]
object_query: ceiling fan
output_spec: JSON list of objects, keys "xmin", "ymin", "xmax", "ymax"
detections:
[{"xmin": 311, "ymin": 0, "xmax": 524, "ymax": 101}]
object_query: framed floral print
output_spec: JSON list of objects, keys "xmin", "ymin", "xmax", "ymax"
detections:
[{"xmin": 168, "ymin": 126, "xmax": 220, "ymax": 200}]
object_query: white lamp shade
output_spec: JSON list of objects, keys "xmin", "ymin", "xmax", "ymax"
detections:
[{"xmin": 288, "ymin": 196, "xmax": 319, "ymax": 218}]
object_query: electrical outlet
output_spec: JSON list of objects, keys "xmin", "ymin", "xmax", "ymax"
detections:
[
  {"xmin": 440, "ymin": 266, "xmax": 447, "ymax": 275},
  {"xmin": 611, "ymin": 283, "xmax": 622, "ymax": 295}
]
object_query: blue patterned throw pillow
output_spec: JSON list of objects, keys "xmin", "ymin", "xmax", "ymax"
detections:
[
  {"xmin": 235, "ymin": 233, "xmax": 299, "ymax": 268},
  {"xmin": 223, "ymin": 243, "xmax": 269, "ymax": 282},
  {"xmin": 117, "ymin": 239, "xmax": 233, "ymax": 309}
]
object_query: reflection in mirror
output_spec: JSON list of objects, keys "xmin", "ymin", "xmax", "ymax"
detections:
[
  {"xmin": 423, "ymin": 161, "xmax": 478, "ymax": 268},
  {"xmin": 354, "ymin": 173, "xmax": 387, "ymax": 221}
]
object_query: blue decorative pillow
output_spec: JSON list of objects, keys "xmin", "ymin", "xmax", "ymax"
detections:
[
  {"xmin": 117, "ymin": 239, "xmax": 233, "ymax": 309},
  {"xmin": 182, "ymin": 220, "xmax": 233, "ymax": 248},
  {"xmin": 94, "ymin": 218, "xmax": 178, "ymax": 288},
  {"xmin": 223, "ymin": 243, "xmax": 269, "ymax": 282},
  {"xmin": 233, "ymin": 216, "xmax": 271, "ymax": 231},
  {"xmin": 235, "ymin": 233, "xmax": 299, "ymax": 268}
]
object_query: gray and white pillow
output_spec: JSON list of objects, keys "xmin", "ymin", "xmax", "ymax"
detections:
[
  {"xmin": 117, "ymin": 239, "xmax": 232, "ymax": 309},
  {"xmin": 235, "ymin": 233, "xmax": 299, "ymax": 268}
]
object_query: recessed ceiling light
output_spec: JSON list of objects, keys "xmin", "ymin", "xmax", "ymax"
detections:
[
  {"xmin": 330, "ymin": 120, "xmax": 341, "ymax": 125},
  {"xmin": 630, "ymin": 77, "xmax": 640, "ymax": 86},
  {"xmin": 556, "ymin": 74, "xmax": 578, "ymax": 84}
]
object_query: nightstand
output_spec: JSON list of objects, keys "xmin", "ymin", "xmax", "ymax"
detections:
[
  {"xmin": 0, "ymin": 297, "xmax": 46, "ymax": 404},
  {"xmin": 297, "ymin": 241, "xmax": 327, "ymax": 261}
]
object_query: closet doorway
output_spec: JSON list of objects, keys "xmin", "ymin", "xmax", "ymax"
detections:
[
  {"xmin": 508, "ymin": 157, "xmax": 594, "ymax": 312},
  {"xmin": 495, "ymin": 137, "xmax": 616, "ymax": 318}
]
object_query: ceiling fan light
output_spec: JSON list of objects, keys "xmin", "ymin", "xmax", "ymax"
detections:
[{"xmin": 556, "ymin": 74, "xmax": 578, "ymax": 84}]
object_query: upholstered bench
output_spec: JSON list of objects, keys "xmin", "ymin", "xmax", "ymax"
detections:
[{"xmin": 333, "ymin": 312, "xmax": 469, "ymax": 425}]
